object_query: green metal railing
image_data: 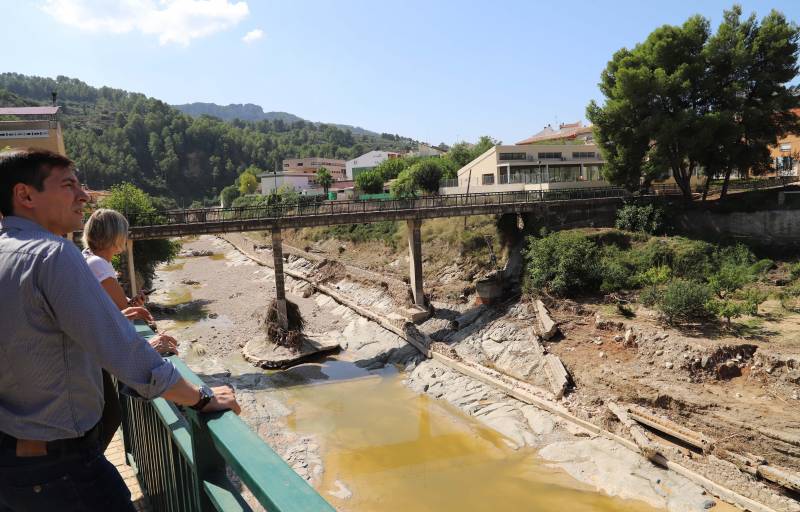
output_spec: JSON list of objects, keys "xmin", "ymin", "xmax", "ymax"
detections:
[{"xmin": 119, "ymin": 322, "xmax": 335, "ymax": 512}]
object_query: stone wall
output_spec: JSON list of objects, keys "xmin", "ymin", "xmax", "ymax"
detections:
[{"xmin": 674, "ymin": 209, "xmax": 800, "ymax": 248}]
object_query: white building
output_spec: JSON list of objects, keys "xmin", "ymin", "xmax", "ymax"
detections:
[
  {"xmin": 441, "ymin": 122, "xmax": 608, "ymax": 194},
  {"xmin": 345, "ymin": 150, "xmax": 402, "ymax": 180},
  {"xmin": 408, "ymin": 143, "xmax": 444, "ymax": 158},
  {"xmin": 259, "ymin": 172, "xmax": 315, "ymax": 195}
]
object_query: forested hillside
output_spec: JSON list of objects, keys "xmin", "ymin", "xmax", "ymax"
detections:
[
  {"xmin": 0, "ymin": 73, "xmax": 418, "ymax": 205},
  {"xmin": 174, "ymin": 102, "xmax": 397, "ymax": 138}
]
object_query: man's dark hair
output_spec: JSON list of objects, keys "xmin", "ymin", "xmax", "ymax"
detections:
[{"xmin": 0, "ymin": 148, "xmax": 74, "ymax": 217}]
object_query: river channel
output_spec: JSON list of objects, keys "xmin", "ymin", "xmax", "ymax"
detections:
[{"xmin": 151, "ymin": 238, "xmax": 664, "ymax": 511}]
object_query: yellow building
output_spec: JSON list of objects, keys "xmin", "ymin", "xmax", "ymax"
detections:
[{"xmin": 0, "ymin": 106, "xmax": 66, "ymax": 155}]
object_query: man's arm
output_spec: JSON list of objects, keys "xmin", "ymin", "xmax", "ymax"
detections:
[
  {"xmin": 162, "ymin": 379, "xmax": 241, "ymax": 414},
  {"xmin": 39, "ymin": 241, "xmax": 239, "ymax": 416}
]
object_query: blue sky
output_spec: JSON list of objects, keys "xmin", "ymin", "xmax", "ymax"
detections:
[{"xmin": 2, "ymin": 1, "xmax": 799, "ymax": 145}]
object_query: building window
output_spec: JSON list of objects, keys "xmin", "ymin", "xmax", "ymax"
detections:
[
  {"xmin": 481, "ymin": 174, "xmax": 495, "ymax": 185},
  {"xmin": 537, "ymin": 152, "xmax": 562, "ymax": 159},
  {"xmin": 571, "ymin": 151, "xmax": 596, "ymax": 159},
  {"xmin": 498, "ymin": 152, "xmax": 527, "ymax": 161},
  {"xmin": 781, "ymin": 143, "xmax": 792, "ymax": 152},
  {"xmin": 284, "ymin": 163, "xmax": 289, "ymax": 167}
]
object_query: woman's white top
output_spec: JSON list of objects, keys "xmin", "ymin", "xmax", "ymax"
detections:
[{"xmin": 82, "ymin": 249, "xmax": 117, "ymax": 283}]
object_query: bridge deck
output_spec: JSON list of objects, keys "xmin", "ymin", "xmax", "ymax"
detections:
[{"xmin": 105, "ymin": 430, "xmax": 150, "ymax": 511}]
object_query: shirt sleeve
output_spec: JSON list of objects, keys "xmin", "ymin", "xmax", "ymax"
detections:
[
  {"xmin": 38, "ymin": 242, "xmax": 180, "ymax": 399},
  {"xmin": 85, "ymin": 255, "xmax": 117, "ymax": 283}
]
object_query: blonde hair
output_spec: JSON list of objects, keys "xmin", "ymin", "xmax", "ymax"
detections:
[{"xmin": 82, "ymin": 208, "xmax": 129, "ymax": 253}]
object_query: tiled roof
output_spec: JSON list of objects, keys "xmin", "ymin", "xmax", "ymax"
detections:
[
  {"xmin": 0, "ymin": 106, "xmax": 60, "ymax": 116},
  {"xmin": 516, "ymin": 122, "xmax": 593, "ymax": 145}
]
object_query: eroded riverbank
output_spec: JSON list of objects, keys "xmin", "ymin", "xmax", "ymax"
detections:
[{"xmin": 148, "ymin": 235, "xmax": 730, "ymax": 511}]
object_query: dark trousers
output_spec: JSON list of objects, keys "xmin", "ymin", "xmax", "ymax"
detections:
[
  {"xmin": 100, "ymin": 370, "xmax": 123, "ymax": 452},
  {"xmin": 0, "ymin": 433, "xmax": 135, "ymax": 512}
]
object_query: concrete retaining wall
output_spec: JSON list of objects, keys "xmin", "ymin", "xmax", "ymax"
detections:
[{"xmin": 675, "ymin": 209, "xmax": 800, "ymax": 247}]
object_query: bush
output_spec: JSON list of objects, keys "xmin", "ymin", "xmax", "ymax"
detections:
[
  {"xmin": 737, "ymin": 287, "xmax": 768, "ymax": 316},
  {"xmin": 670, "ymin": 238, "xmax": 714, "ymax": 280},
  {"xmin": 411, "ymin": 160, "xmax": 443, "ymax": 194},
  {"xmin": 356, "ymin": 169, "xmax": 385, "ymax": 194},
  {"xmin": 707, "ymin": 298, "xmax": 748, "ymax": 326},
  {"xmin": 615, "ymin": 204, "xmax": 665, "ymax": 234},
  {"xmin": 523, "ymin": 231, "xmax": 601, "ymax": 296},
  {"xmin": 390, "ymin": 169, "xmax": 417, "ymax": 198},
  {"xmin": 790, "ymin": 262, "xmax": 800, "ymax": 280},
  {"xmin": 750, "ymin": 258, "xmax": 775, "ymax": 276},
  {"xmin": 599, "ymin": 247, "xmax": 635, "ymax": 292},
  {"xmin": 656, "ymin": 279, "xmax": 713, "ymax": 324}
]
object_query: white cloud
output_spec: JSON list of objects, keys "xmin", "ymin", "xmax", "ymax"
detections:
[
  {"xmin": 41, "ymin": 0, "xmax": 250, "ymax": 46},
  {"xmin": 241, "ymin": 28, "xmax": 263, "ymax": 44}
]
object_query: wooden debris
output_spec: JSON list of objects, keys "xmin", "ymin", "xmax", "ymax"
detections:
[
  {"xmin": 757, "ymin": 464, "xmax": 800, "ymax": 493},
  {"xmin": 627, "ymin": 405, "xmax": 713, "ymax": 453},
  {"xmin": 543, "ymin": 354, "xmax": 571, "ymax": 399},
  {"xmin": 535, "ymin": 300, "xmax": 559, "ymax": 340},
  {"xmin": 608, "ymin": 402, "xmax": 666, "ymax": 466}
]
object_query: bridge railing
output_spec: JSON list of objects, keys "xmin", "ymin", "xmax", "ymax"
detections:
[
  {"xmin": 119, "ymin": 321, "xmax": 334, "ymax": 512},
  {"xmin": 128, "ymin": 187, "xmax": 631, "ymax": 228}
]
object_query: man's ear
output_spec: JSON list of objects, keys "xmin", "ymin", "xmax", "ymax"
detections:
[{"xmin": 12, "ymin": 183, "xmax": 35, "ymax": 212}]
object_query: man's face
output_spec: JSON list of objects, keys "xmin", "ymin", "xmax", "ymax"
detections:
[{"xmin": 23, "ymin": 166, "xmax": 89, "ymax": 235}]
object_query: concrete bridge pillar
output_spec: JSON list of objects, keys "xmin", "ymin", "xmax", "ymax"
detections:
[
  {"xmin": 407, "ymin": 219, "xmax": 425, "ymax": 307},
  {"xmin": 271, "ymin": 227, "xmax": 289, "ymax": 330}
]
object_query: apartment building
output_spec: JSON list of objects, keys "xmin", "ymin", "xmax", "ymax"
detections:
[
  {"xmin": 345, "ymin": 150, "xmax": 402, "ymax": 180},
  {"xmin": 771, "ymin": 110, "xmax": 800, "ymax": 175},
  {"xmin": 282, "ymin": 157, "xmax": 347, "ymax": 182},
  {"xmin": 442, "ymin": 122, "xmax": 606, "ymax": 194}
]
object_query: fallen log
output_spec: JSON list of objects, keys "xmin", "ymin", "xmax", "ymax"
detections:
[
  {"xmin": 627, "ymin": 405, "xmax": 713, "ymax": 453},
  {"xmin": 608, "ymin": 402, "xmax": 666, "ymax": 466}
]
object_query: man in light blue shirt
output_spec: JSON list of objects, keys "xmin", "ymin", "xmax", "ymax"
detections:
[{"xmin": 0, "ymin": 149, "xmax": 241, "ymax": 511}]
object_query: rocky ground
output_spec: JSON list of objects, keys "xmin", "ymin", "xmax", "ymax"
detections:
[{"xmin": 148, "ymin": 234, "xmax": 798, "ymax": 512}]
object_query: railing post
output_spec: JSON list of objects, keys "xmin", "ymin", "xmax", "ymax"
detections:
[
  {"xmin": 125, "ymin": 239, "xmax": 137, "ymax": 297},
  {"xmin": 184, "ymin": 408, "xmax": 227, "ymax": 512}
]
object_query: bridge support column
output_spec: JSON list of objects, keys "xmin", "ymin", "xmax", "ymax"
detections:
[
  {"xmin": 125, "ymin": 239, "xmax": 138, "ymax": 297},
  {"xmin": 271, "ymin": 227, "xmax": 289, "ymax": 330},
  {"xmin": 407, "ymin": 219, "xmax": 425, "ymax": 307}
]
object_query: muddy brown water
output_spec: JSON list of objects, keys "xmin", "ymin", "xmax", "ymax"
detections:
[{"xmin": 268, "ymin": 360, "xmax": 659, "ymax": 512}]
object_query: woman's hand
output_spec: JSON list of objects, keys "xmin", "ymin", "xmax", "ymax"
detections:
[
  {"xmin": 122, "ymin": 306, "xmax": 154, "ymax": 323},
  {"xmin": 149, "ymin": 333, "xmax": 179, "ymax": 355},
  {"xmin": 128, "ymin": 290, "xmax": 147, "ymax": 307}
]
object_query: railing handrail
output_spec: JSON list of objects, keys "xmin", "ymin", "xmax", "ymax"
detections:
[{"xmin": 123, "ymin": 321, "xmax": 334, "ymax": 512}]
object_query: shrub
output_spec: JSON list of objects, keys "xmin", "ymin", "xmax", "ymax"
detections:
[
  {"xmin": 670, "ymin": 238, "xmax": 714, "ymax": 280},
  {"xmin": 737, "ymin": 287, "xmax": 768, "ymax": 316},
  {"xmin": 707, "ymin": 298, "xmax": 748, "ymax": 326},
  {"xmin": 790, "ymin": 262, "xmax": 800, "ymax": 280},
  {"xmin": 656, "ymin": 279, "xmax": 713, "ymax": 324},
  {"xmin": 523, "ymin": 231, "xmax": 601, "ymax": 296},
  {"xmin": 708, "ymin": 263, "xmax": 754, "ymax": 298},
  {"xmin": 750, "ymin": 258, "xmax": 775, "ymax": 276},
  {"xmin": 356, "ymin": 169, "xmax": 385, "ymax": 194},
  {"xmin": 411, "ymin": 160, "xmax": 443, "ymax": 194},
  {"xmin": 317, "ymin": 222, "xmax": 398, "ymax": 246},
  {"xmin": 390, "ymin": 168, "xmax": 417, "ymax": 198},
  {"xmin": 599, "ymin": 247, "xmax": 635, "ymax": 292},
  {"xmin": 615, "ymin": 204, "xmax": 665, "ymax": 234}
]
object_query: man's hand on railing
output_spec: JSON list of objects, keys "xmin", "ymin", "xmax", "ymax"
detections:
[{"xmin": 203, "ymin": 385, "xmax": 242, "ymax": 415}]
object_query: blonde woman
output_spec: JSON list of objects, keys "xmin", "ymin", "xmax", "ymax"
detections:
[{"xmin": 82, "ymin": 208, "xmax": 179, "ymax": 449}]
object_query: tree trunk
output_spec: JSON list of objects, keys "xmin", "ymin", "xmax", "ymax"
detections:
[
  {"xmin": 673, "ymin": 169, "xmax": 692, "ymax": 200},
  {"xmin": 720, "ymin": 168, "xmax": 733, "ymax": 200},
  {"xmin": 701, "ymin": 171, "xmax": 712, "ymax": 202}
]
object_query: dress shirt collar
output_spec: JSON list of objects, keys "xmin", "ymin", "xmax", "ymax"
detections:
[{"xmin": 0, "ymin": 215, "xmax": 51, "ymax": 234}]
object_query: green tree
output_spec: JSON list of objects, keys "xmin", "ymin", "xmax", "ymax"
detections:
[
  {"xmin": 523, "ymin": 231, "xmax": 601, "ymax": 296},
  {"xmin": 410, "ymin": 159, "xmax": 443, "ymax": 194},
  {"xmin": 355, "ymin": 169, "xmax": 385, "ymax": 194},
  {"xmin": 316, "ymin": 167, "xmax": 333, "ymax": 195},
  {"xmin": 238, "ymin": 172, "xmax": 259, "ymax": 195},
  {"xmin": 373, "ymin": 157, "xmax": 408, "ymax": 181},
  {"xmin": 101, "ymin": 183, "xmax": 179, "ymax": 287},
  {"xmin": 587, "ymin": 7, "xmax": 800, "ymax": 199},
  {"xmin": 220, "ymin": 184, "xmax": 240, "ymax": 207},
  {"xmin": 390, "ymin": 169, "xmax": 417, "ymax": 198}
]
